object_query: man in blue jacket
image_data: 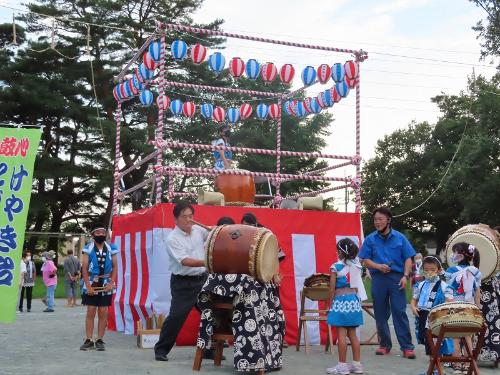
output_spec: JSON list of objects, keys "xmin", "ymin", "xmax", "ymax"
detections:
[{"xmin": 359, "ymin": 207, "xmax": 416, "ymax": 359}]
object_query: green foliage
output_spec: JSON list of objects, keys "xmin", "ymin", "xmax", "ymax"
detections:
[
  {"xmin": 362, "ymin": 74, "xmax": 500, "ymax": 253},
  {"xmin": 469, "ymin": 0, "xmax": 500, "ymax": 61}
]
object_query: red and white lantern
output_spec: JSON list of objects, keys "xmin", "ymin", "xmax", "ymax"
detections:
[
  {"xmin": 279, "ymin": 64, "xmax": 295, "ymax": 84},
  {"xmin": 213, "ymin": 107, "xmax": 226, "ymax": 122},
  {"xmin": 190, "ymin": 44, "xmax": 207, "ymax": 64},
  {"xmin": 182, "ymin": 101, "xmax": 196, "ymax": 117},
  {"xmin": 229, "ymin": 57, "xmax": 245, "ymax": 78},
  {"xmin": 317, "ymin": 63, "xmax": 331, "ymax": 84},
  {"xmin": 344, "ymin": 60, "xmax": 359, "ymax": 80},
  {"xmin": 268, "ymin": 103, "xmax": 281, "ymax": 119},
  {"xmin": 143, "ymin": 52, "xmax": 157, "ymax": 70},
  {"xmin": 240, "ymin": 103, "xmax": 253, "ymax": 120},
  {"xmin": 156, "ymin": 94, "xmax": 171, "ymax": 110},
  {"xmin": 261, "ymin": 62, "xmax": 277, "ymax": 84}
]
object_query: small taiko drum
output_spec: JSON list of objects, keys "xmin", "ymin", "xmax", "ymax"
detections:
[
  {"xmin": 304, "ymin": 273, "xmax": 331, "ymax": 288},
  {"xmin": 445, "ymin": 224, "xmax": 500, "ymax": 281},
  {"xmin": 428, "ymin": 302, "xmax": 484, "ymax": 338},
  {"xmin": 214, "ymin": 170, "xmax": 256, "ymax": 204},
  {"xmin": 205, "ymin": 224, "xmax": 279, "ymax": 283}
]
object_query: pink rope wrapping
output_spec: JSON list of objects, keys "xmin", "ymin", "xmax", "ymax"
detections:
[
  {"xmin": 158, "ymin": 22, "xmax": 359, "ymax": 54},
  {"xmin": 159, "ymin": 166, "xmax": 350, "ymax": 183},
  {"xmin": 354, "ymin": 66, "xmax": 362, "ymax": 213},
  {"xmin": 274, "ymin": 99, "xmax": 282, "ymax": 206},
  {"xmin": 154, "ymin": 140, "xmax": 353, "ymax": 160},
  {"xmin": 155, "ymin": 35, "xmax": 166, "ymax": 205},
  {"xmin": 162, "ymin": 80, "xmax": 280, "ymax": 98},
  {"xmin": 112, "ymin": 102, "xmax": 122, "ymax": 215}
]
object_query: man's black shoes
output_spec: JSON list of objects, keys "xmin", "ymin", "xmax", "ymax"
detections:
[{"xmin": 155, "ymin": 353, "xmax": 169, "ymax": 361}]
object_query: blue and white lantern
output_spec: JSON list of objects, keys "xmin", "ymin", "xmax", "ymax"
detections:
[
  {"xmin": 226, "ymin": 107, "xmax": 240, "ymax": 123},
  {"xmin": 323, "ymin": 89, "xmax": 334, "ymax": 107},
  {"xmin": 208, "ymin": 52, "xmax": 226, "ymax": 74},
  {"xmin": 148, "ymin": 41, "xmax": 162, "ymax": 62},
  {"xmin": 139, "ymin": 89, "xmax": 154, "ymax": 107},
  {"xmin": 170, "ymin": 99, "xmax": 183, "ymax": 116},
  {"xmin": 309, "ymin": 98, "xmax": 322, "ymax": 113},
  {"xmin": 246, "ymin": 59, "xmax": 260, "ymax": 80},
  {"xmin": 123, "ymin": 80, "xmax": 134, "ymax": 97},
  {"xmin": 331, "ymin": 63, "xmax": 345, "ymax": 83},
  {"xmin": 171, "ymin": 40, "xmax": 188, "ymax": 60},
  {"xmin": 301, "ymin": 66, "xmax": 317, "ymax": 86},
  {"xmin": 295, "ymin": 101, "xmax": 307, "ymax": 117},
  {"xmin": 282, "ymin": 101, "xmax": 292, "ymax": 115},
  {"xmin": 132, "ymin": 75, "xmax": 143, "ymax": 91},
  {"xmin": 256, "ymin": 103, "xmax": 269, "ymax": 120},
  {"xmin": 138, "ymin": 63, "xmax": 154, "ymax": 81},
  {"xmin": 335, "ymin": 80, "xmax": 350, "ymax": 97},
  {"xmin": 200, "ymin": 103, "xmax": 214, "ymax": 119}
]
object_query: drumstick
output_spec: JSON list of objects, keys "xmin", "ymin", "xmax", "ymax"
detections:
[{"xmin": 189, "ymin": 219, "xmax": 212, "ymax": 231}]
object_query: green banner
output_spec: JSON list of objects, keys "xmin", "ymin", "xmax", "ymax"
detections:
[{"xmin": 0, "ymin": 127, "xmax": 41, "ymax": 323}]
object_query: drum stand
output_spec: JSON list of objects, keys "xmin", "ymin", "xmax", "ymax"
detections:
[{"xmin": 426, "ymin": 324, "xmax": 487, "ymax": 375}]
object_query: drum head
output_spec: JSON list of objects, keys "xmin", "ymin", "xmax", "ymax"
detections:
[
  {"xmin": 445, "ymin": 224, "xmax": 500, "ymax": 281},
  {"xmin": 255, "ymin": 230, "xmax": 279, "ymax": 283}
]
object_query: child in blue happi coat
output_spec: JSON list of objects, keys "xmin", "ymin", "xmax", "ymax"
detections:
[
  {"xmin": 326, "ymin": 238, "xmax": 367, "ymax": 375},
  {"xmin": 411, "ymin": 256, "xmax": 454, "ymax": 374},
  {"xmin": 445, "ymin": 242, "xmax": 481, "ymax": 374}
]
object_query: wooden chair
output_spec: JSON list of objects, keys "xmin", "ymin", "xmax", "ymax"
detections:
[
  {"xmin": 425, "ymin": 324, "xmax": 487, "ymax": 375},
  {"xmin": 192, "ymin": 298, "xmax": 265, "ymax": 375},
  {"xmin": 295, "ymin": 286, "xmax": 334, "ymax": 354}
]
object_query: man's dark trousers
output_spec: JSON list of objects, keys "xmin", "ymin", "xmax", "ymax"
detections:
[
  {"xmin": 371, "ymin": 272, "xmax": 414, "ymax": 351},
  {"xmin": 154, "ymin": 274, "xmax": 207, "ymax": 357}
]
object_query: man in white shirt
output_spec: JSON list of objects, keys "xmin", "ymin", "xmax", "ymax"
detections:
[{"xmin": 154, "ymin": 201, "xmax": 209, "ymax": 362}]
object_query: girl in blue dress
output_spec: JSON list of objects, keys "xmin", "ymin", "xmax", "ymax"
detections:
[{"xmin": 326, "ymin": 238, "xmax": 366, "ymax": 375}]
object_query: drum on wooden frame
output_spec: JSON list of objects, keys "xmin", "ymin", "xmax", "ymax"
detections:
[{"xmin": 428, "ymin": 302, "xmax": 484, "ymax": 338}]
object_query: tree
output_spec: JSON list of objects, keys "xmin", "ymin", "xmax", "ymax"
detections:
[
  {"xmin": 362, "ymin": 74, "xmax": 500, "ymax": 253},
  {"xmin": 469, "ymin": 0, "xmax": 500, "ymax": 61}
]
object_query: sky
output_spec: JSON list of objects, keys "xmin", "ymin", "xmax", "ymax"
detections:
[{"xmin": 0, "ymin": 0, "xmax": 497, "ymax": 210}]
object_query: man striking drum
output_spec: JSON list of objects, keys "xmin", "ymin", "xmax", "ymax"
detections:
[{"xmin": 154, "ymin": 201, "xmax": 214, "ymax": 361}]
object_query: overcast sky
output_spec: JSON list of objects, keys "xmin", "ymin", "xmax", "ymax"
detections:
[{"xmin": 0, "ymin": 0, "xmax": 497, "ymax": 210}]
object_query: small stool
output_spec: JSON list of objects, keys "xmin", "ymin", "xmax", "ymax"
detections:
[
  {"xmin": 192, "ymin": 299, "xmax": 265, "ymax": 375},
  {"xmin": 295, "ymin": 286, "xmax": 334, "ymax": 354},
  {"xmin": 426, "ymin": 324, "xmax": 487, "ymax": 375}
]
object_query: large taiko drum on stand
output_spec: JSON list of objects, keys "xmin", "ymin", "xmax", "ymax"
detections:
[
  {"xmin": 428, "ymin": 302, "xmax": 484, "ymax": 338},
  {"xmin": 205, "ymin": 224, "xmax": 279, "ymax": 283},
  {"xmin": 445, "ymin": 224, "xmax": 500, "ymax": 281},
  {"xmin": 214, "ymin": 170, "xmax": 256, "ymax": 204}
]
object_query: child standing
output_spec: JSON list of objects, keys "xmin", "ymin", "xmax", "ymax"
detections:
[
  {"xmin": 411, "ymin": 256, "xmax": 454, "ymax": 374},
  {"xmin": 445, "ymin": 242, "xmax": 482, "ymax": 374},
  {"xmin": 326, "ymin": 238, "xmax": 367, "ymax": 375}
]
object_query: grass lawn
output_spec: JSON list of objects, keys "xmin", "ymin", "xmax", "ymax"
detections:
[{"xmin": 32, "ymin": 268, "xmax": 81, "ymax": 299}]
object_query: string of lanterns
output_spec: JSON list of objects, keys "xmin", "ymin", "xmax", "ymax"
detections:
[{"xmin": 113, "ymin": 39, "xmax": 360, "ymax": 120}]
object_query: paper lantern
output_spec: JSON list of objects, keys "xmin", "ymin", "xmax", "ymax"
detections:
[
  {"xmin": 344, "ymin": 60, "xmax": 359, "ymax": 79},
  {"xmin": 240, "ymin": 103, "xmax": 253, "ymax": 119},
  {"xmin": 282, "ymin": 101, "xmax": 291, "ymax": 115},
  {"xmin": 137, "ymin": 63, "xmax": 154, "ymax": 82},
  {"xmin": 170, "ymin": 99, "xmax": 183, "ymax": 116},
  {"xmin": 143, "ymin": 52, "xmax": 157, "ymax": 70},
  {"xmin": 126, "ymin": 79, "xmax": 139, "ymax": 96},
  {"xmin": 182, "ymin": 101, "xmax": 196, "ymax": 117},
  {"xmin": 331, "ymin": 63, "xmax": 345, "ymax": 83},
  {"xmin": 226, "ymin": 107, "xmax": 240, "ymax": 123},
  {"xmin": 309, "ymin": 98, "xmax": 322, "ymax": 113},
  {"xmin": 303, "ymin": 97, "xmax": 313, "ymax": 113},
  {"xmin": 330, "ymin": 86, "xmax": 341, "ymax": 103},
  {"xmin": 190, "ymin": 44, "xmax": 207, "ymax": 64},
  {"xmin": 156, "ymin": 94, "xmax": 170, "ymax": 110},
  {"xmin": 208, "ymin": 52, "xmax": 226, "ymax": 74},
  {"xmin": 346, "ymin": 77, "xmax": 358, "ymax": 89},
  {"xmin": 295, "ymin": 101, "xmax": 307, "ymax": 117},
  {"xmin": 246, "ymin": 59, "xmax": 260, "ymax": 80},
  {"xmin": 132, "ymin": 75, "xmax": 143, "ymax": 91},
  {"xmin": 139, "ymin": 89, "xmax": 154, "ymax": 107},
  {"xmin": 323, "ymin": 89, "xmax": 334, "ymax": 107},
  {"xmin": 336, "ymin": 80, "xmax": 350, "ymax": 97},
  {"xmin": 148, "ymin": 41, "xmax": 162, "ymax": 62},
  {"xmin": 317, "ymin": 64, "xmax": 331, "ymax": 84},
  {"xmin": 268, "ymin": 103, "xmax": 281, "ymax": 119},
  {"xmin": 113, "ymin": 85, "xmax": 122, "ymax": 101},
  {"xmin": 229, "ymin": 57, "xmax": 245, "ymax": 78},
  {"xmin": 287, "ymin": 100, "xmax": 298, "ymax": 116},
  {"xmin": 171, "ymin": 40, "xmax": 188, "ymax": 60},
  {"xmin": 256, "ymin": 103, "xmax": 269, "ymax": 120},
  {"xmin": 213, "ymin": 107, "xmax": 226, "ymax": 122},
  {"xmin": 301, "ymin": 66, "xmax": 317, "ymax": 86},
  {"xmin": 279, "ymin": 64, "xmax": 295, "ymax": 84},
  {"xmin": 316, "ymin": 93, "xmax": 326, "ymax": 108},
  {"xmin": 261, "ymin": 62, "xmax": 277, "ymax": 83},
  {"xmin": 200, "ymin": 103, "xmax": 214, "ymax": 119}
]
